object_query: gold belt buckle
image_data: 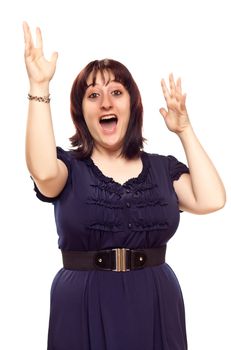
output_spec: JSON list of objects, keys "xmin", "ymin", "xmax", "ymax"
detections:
[{"xmin": 112, "ymin": 248, "xmax": 130, "ymax": 272}]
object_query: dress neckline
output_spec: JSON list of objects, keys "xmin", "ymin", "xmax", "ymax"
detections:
[{"xmin": 84, "ymin": 151, "xmax": 150, "ymax": 187}]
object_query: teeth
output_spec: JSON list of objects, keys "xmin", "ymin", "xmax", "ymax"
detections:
[{"xmin": 100, "ymin": 114, "xmax": 117, "ymax": 121}]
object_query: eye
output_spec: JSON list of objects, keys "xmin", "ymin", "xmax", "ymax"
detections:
[
  {"xmin": 88, "ymin": 92, "xmax": 100, "ymax": 99},
  {"xmin": 112, "ymin": 90, "xmax": 122, "ymax": 96}
]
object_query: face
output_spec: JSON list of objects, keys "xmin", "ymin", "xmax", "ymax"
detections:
[{"xmin": 82, "ymin": 70, "xmax": 130, "ymax": 154}]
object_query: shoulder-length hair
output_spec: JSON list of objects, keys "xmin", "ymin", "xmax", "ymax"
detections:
[{"xmin": 69, "ymin": 58, "xmax": 145, "ymax": 159}]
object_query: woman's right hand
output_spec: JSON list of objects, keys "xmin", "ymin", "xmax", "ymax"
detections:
[{"xmin": 23, "ymin": 21, "xmax": 58, "ymax": 86}]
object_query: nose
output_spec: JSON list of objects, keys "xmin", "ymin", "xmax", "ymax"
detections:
[{"xmin": 100, "ymin": 93, "xmax": 112, "ymax": 110}]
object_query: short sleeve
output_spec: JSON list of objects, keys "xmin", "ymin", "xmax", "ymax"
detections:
[
  {"xmin": 167, "ymin": 155, "xmax": 189, "ymax": 182},
  {"xmin": 32, "ymin": 146, "xmax": 72, "ymax": 203}
]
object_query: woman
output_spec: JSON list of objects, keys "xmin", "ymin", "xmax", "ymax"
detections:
[{"xmin": 23, "ymin": 21, "xmax": 226, "ymax": 350}]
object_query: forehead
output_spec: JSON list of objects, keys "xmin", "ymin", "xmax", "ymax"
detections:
[{"xmin": 86, "ymin": 69, "xmax": 117, "ymax": 87}]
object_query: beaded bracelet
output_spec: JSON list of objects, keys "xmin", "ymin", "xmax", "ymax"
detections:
[{"xmin": 28, "ymin": 93, "xmax": 51, "ymax": 103}]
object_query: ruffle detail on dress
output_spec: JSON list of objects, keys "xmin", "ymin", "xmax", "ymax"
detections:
[
  {"xmin": 86, "ymin": 198, "xmax": 124, "ymax": 209},
  {"xmin": 132, "ymin": 220, "xmax": 169, "ymax": 231},
  {"xmin": 131, "ymin": 183, "xmax": 157, "ymax": 195},
  {"xmin": 86, "ymin": 183, "xmax": 123, "ymax": 208},
  {"xmin": 83, "ymin": 151, "xmax": 150, "ymax": 187},
  {"xmin": 83, "ymin": 152, "xmax": 171, "ymax": 235},
  {"xmin": 84, "ymin": 158, "xmax": 116, "ymax": 184},
  {"xmin": 89, "ymin": 183, "xmax": 123, "ymax": 197},
  {"xmin": 135, "ymin": 198, "xmax": 168, "ymax": 208},
  {"xmin": 131, "ymin": 180, "xmax": 168, "ymax": 208},
  {"xmin": 86, "ymin": 222, "xmax": 122, "ymax": 232},
  {"xmin": 123, "ymin": 153, "xmax": 150, "ymax": 187}
]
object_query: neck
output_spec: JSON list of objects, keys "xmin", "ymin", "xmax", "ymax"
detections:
[{"xmin": 92, "ymin": 145, "xmax": 124, "ymax": 161}]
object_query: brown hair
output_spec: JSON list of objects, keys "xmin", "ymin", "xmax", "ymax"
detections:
[{"xmin": 70, "ymin": 59, "xmax": 145, "ymax": 159}]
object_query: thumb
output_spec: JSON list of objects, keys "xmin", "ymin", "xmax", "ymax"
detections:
[
  {"xmin": 50, "ymin": 51, "xmax": 58, "ymax": 64},
  {"xmin": 159, "ymin": 107, "xmax": 167, "ymax": 119}
]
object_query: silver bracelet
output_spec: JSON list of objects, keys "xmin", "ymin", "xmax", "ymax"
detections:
[{"xmin": 28, "ymin": 93, "xmax": 51, "ymax": 103}]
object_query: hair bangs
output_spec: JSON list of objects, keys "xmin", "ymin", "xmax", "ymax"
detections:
[{"xmin": 88, "ymin": 59, "xmax": 129, "ymax": 88}]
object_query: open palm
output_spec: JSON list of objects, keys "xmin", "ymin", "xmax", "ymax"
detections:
[
  {"xmin": 159, "ymin": 74, "xmax": 190, "ymax": 134},
  {"xmin": 23, "ymin": 22, "xmax": 58, "ymax": 84}
]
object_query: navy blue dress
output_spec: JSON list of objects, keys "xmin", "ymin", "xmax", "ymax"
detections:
[{"xmin": 33, "ymin": 147, "xmax": 189, "ymax": 350}]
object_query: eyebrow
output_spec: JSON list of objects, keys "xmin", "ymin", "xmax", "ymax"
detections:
[{"xmin": 86, "ymin": 79, "xmax": 122, "ymax": 88}]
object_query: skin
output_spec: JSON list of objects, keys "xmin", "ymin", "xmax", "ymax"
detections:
[
  {"xmin": 81, "ymin": 71, "xmax": 144, "ymax": 184},
  {"xmin": 23, "ymin": 21, "xmax": 67, "ymax": 198},
  {"xmin": 82, "ymin": 70, "xmax": 131, "ymax": 157},
  {"xmin": 159, "ymin": 75, "xmax": 226, "ymax": 213},
  {"xmin": 160, "ymin": 74, "xmax": 189, "ymax": 134},
  {"xmin": 23, "ymin": 22, "xmax": 226, "ymax": 213}
]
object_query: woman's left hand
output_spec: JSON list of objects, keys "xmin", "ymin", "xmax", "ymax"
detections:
[{"xmin": 160, "ymin": 73, "xmax": 191, "ymax": 134}]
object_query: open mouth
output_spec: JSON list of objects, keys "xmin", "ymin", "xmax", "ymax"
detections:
[{"xmin": 99, "ymin": 115, "xmax": 118, "ymax": 131}]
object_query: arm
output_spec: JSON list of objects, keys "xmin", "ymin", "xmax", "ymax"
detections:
[
  {"xmin": 160, "ymin": 74, "xmax": 226, "ymax": 214},
  {"xmin": 23, "ymin": 22, "xmax": 68, "ymax": 198}
]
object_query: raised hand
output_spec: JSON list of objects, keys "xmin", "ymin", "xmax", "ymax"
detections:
[
  {"xmin": 23, "ymin": 21, "xmax": 58, "ymax": 85},
  {"xmin": 159, "ymin": 74, "xmax": 191, "ymax": 134}
]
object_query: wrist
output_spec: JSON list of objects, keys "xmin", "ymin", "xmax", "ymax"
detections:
[
  {"xmin": 29, "ymin": 82, "xmax": 50, "ymax": 96},
  {"xmin": 177, "ymin": 124, "xmax": 195, "ymax": 141}
]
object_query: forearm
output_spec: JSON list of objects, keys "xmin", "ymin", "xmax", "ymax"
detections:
[
  {"xmin": 178, "ymin": 125, "xmax": 226, "ymax": 209},
  {"xmin": 25, "ymin": 83, "xmax": 58, "ymax": 180}
]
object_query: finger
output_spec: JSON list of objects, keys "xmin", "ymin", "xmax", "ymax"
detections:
[
  {"xmin": 176, "ymin": 78, "xmax": 182, "ymax": 94},
  {"xmin": 23, "ymin": 21, "xmax": 30, "ymax": 42},
  {"xmin": 175, "ymin": 78, "xmax": 185, "ymax": 104},
  {"xmin": 23, "ymin": 21, "xmax": 34, "ymax": 56},
  {"xmin": 161, "ymin": 79, "xmax": 170, "ymax": 100},
  {"xmin": 169, "ymin": 73, "xmax": 176, "ymax": 95},
  {"xmin": 180, "ymin": 93, "xmax": 187, "ymax": 110},
  {"xmin": 36, "ymin": 27, "xmax": 43, "ymax": 49},
  {"xmin": 174, "ymin": 92, "xmax": 181, "ymax": 103},
  {"xmin": 159, "ymin": 107, "xmax": 168, "ymax": 119},
  {"xmin": 50, "ymin": 51, "xmax": 58, "ymax": 64}
]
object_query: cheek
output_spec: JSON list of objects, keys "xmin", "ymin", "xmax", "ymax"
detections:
[
  {"xmin": 84, "ymin": 116, "xmax": 95, "ymax": 132},
  {"xmin": 125, "ymin": 98, "xmax": 131, "ymax": 117},
  {"xmin": 82, "ymin": 98, "xmax": 99, "ymax": 118},
  {"xmin": 83, "ymin": 112, "xmax": 98, "ymax": 135},
  {"xmin": 119, "ymin": 97, "xmax": 130, "ymax": 115},
  {"xmin": 82, "ymin": 96, "xmax": 90, "ymax": 112},
  {"xmin": 82, "ymin": 102, "xmax": 93, "ymax": 125},
  {"xmin": 124, "ymin": 103, "xmax": 131, "ymax": 122}
]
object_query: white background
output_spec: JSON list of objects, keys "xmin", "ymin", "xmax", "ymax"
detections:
[{"xmin": 0, "ymin": 0, "xmax": 230, "ymax": 349}]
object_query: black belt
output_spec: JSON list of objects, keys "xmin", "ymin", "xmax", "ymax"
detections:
[{"xmin": 62, "ymin": 245, "xmax": 166, "ymax": 272}]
